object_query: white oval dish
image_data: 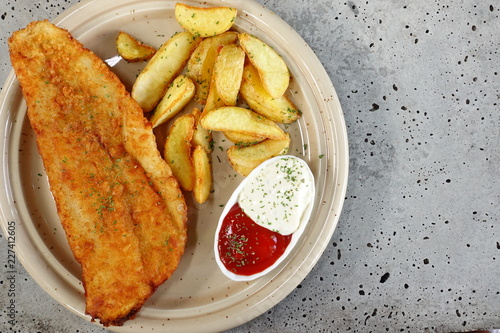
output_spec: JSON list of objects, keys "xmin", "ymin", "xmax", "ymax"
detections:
[{"xmin": 214, "ymin": 155, "xmax": 316, "ymax": 282}]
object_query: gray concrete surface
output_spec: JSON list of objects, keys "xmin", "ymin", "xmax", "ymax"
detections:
[{"xmin": 1, "ymin": 0, "xmax": 499, "ymax": 332}]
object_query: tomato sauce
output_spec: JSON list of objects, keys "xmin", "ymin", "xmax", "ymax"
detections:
[{"xmin": 218, "ymin": 203, "xmax": 292, "ymax": 276}]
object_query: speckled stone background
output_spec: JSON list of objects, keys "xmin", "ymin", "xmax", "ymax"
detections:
[{"xmin": 1, "ymin": 0, "xmax": 499, "ymax": 332}]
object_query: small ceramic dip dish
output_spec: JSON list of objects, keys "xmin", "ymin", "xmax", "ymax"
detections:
[{"xmin": 214, "ymin": 155, "xmax": 315, "ymax": 281}]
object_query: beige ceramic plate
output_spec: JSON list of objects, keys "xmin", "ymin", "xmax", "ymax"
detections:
[{"xmin": 0, "ymin": 0, "xmax": 348, "ymax": 331}]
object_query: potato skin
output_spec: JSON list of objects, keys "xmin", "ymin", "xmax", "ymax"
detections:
[
  {"xmin": 239, "ymin": 33, "xmax": 290, "ymax": 98},
  {"xmin": 240, "ymin": 64, "xmax": 301, "ymax": 124},
  {"xmin": 214, "ymin": 44, "xmax": 245, "ymax": 106},
  {"xmin": 132, "ymin": 31, "xmax": 201, "ymax": 112},
  {"xmin": 164, "ymin": 114, "xmax": 196, "ymax": 191},
  {"xmin": 149, "ymin": 75, "xmax": 195, "ymax": 128},
  {"xmin": 9, "ymin": 20, "xmax": 188, "ymax": 326},
  {"xmin": 186, "ymin": 31, "xmax": 238, "ymax": 103}
]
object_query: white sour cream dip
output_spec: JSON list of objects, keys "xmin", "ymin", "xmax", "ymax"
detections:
[{"xmin": 238, "ymin": 155, "xmax": 315, "ymax": 235}]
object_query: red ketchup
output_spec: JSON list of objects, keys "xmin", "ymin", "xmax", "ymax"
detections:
[{"xmin": 218, "ymin": 203, "xmax": 292, "ymax": 276}]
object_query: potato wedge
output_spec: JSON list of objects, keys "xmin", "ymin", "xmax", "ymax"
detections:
[
  {"xmin": 239, "ymin": 33, "xmax": 290, "ymax": 98},
  {"xmin": 227, "ymin": 133, "xmax": 291, "ymax": 176},
  {"xmin": 164, "ymin": 114, "xmax": 196, "ymax": 191},
  {"xmin": 204, "ymin": 66, "xmax": 226, "ymax": 113},
  {"xmin": 150, "ymin": 75, "xmax": 195, "ymax": 128},
  {"xmin": 192, "ymin": 108, "xmax": 213, "ymax": 153},
  {"xmin": 186, "ymin": 31, "xmax": 238, "ymax": 103},
  {"xmin": 214, "ymin": 44, "xmax": 245, "ymax": 106},
  {"xmin": 223, "ymin": 131, "xmax": 265, "ymax": 146},
  {"xmin": 115, "ymin": 31, "xmax": 156, "ymax": 62},
  {"xmin": 175, "ymin": 3, "xmax": 237, "ymax": 38},
  {"xmin": 200, "ymin": 106, "xmax": 286, "ymax": 140},
  {"xmin": 192, "ymin": 145, "xmax": 212, "ymax": 204},
  {"xmin": 132, "ymin": 31, "xmax": 201, "ymax": 112},
  {"xmin": 240, "ymin": 64, "xmax": 301, "ymax": 123}
]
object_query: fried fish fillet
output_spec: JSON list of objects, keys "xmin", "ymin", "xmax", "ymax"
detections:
[{"xmin": 8, "ymin": 20, "xmax": 188, "ymax": 326}]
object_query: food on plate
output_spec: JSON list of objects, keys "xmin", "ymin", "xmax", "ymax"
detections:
[
  {"xmin": 6, "ymin": 0, "xmax": 314, "ymax": 328},
  {"xmin": 115, "ymin": 31, "xmax": 156, "ymax": 62},
  {"xmin": 238, "ymin": 32, "xmax": 290, "ymax": 98},
  {"xmin": 192, "ymin": 145, "xmax": 212, "ymax": 204},
  {"xmin": 213, "ymin": 44, "xmax": 245, "ymax": 106},
  {"xmin": 8, "ymin": 20, "xmax": 187, "ymax": 326},
  {"xmin": 203, "ymin": 61, "xmax": 227, "ymax": 113},
  {"xmin": 128, "ymin": 4, "xmax": 302, "ymax": 180},
  {"xmin": 149, "ymin": 75, "xmax": 195, "ymax": 128},
  {"xmin": 240, "ymin": 63, "xmax": 301, "ymax": 123},
  {"xmin": 223, "ymin": 130, "xmax": 265, "ymax": 147},
  {"xmin": 175, "ymin": 3, "xmax": 237, "ymax": 38},
  {"xmin": 159, "ymin": 108, "xmax": 213, "ymax": 202},
  {"xmin": 191, "ymin": 108, "xmax": 213, "ymax": 153},
  {"xmin": 164, "ymin": 114, "xmax": 196, "ymax": 191},
  {"xmin": 238, "ymin": 156, "xmax": 314, "ymax": 235},
  {"xmin": 186, "ymin": 31, "xmax": 238, "ymax": 103},
  {"xmin": 227, "ymin": 133, "xmax": 290, "ymax": 176},
  {"xmin": 200, "ymin": 106, "xmax": 287, "ymax": 141},
  {"xmin": 217, "ymin": 203, "xmax": 292, "ymax": 277},
  {"xmin": 131, "ymin": 31, "xmax": 201, "ymax": 112},
  {"xmin": 214, "ymin": 156, "xmax": 315, "ymax": 281}
]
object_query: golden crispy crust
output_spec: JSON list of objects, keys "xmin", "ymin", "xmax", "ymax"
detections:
[{"xmin": 8, "ymin": 20, "xmax": 187, "ymax": 326}]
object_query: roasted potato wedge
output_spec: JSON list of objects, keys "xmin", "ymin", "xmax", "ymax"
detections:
[
  {"xmin": 164, "ymin": 114, "xmax": 196, "ymax": 191},
  {"xmin": 238, "ymin": 33, "xmax": 290, "ymax": 98},
  {"xmin": 200, "ymin": 106, "xmax": 287, "ymax": 140},
  {"xmin": 115, "ymin": 31, "xmax": 156, "ymax": 62},
  {"xmin": 192, "ymin": 108, "xmax": 213, "ymax": 153},
  {"xmin": 227, "ymin": 133, "xmax": 291, "ymax": 176},
  {"xmin": 132, "ymin": 31, "xmax": 201, "ymax": 112},
  {"xmin": 204, "ymin": 64, "xmax": 226, "ymax": 113},
  {"xmin": 186, "ymin": 31, "xmax": 238, "ymax": 103},
  {"xmin": 192, "ymin": 145, "xmax": 212, "ymax": 204},
  {"xmin": 175, "ymin": 3, "xmax": 237, "ymax": 38},
  {"xmin": 214, "ymin": 44, "xmax": 245, "ymax": 106},
  {"xmin": 240, "ymin": 64, "xmax": 301, "ymax": 123},
  {"xmin": 223, "ymin": 131, "xmax": 265, "ymax": 146},
  {"xmin": 150, "ymin": 75, "xmax": 195, "ymax": 128}
]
